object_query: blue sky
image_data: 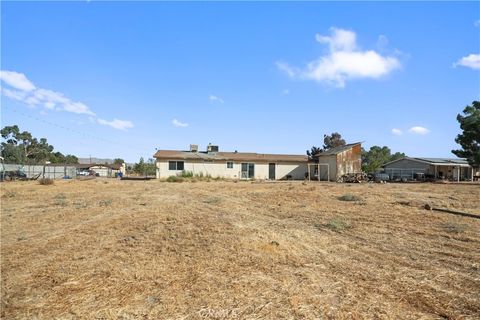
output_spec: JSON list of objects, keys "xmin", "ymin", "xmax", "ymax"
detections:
[{"xmin": 1, "ymin": 1, "xmax": 479, "ymax": 162}]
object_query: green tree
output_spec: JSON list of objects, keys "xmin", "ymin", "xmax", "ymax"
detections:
[
  {"xmin": 1, "ymin": 125, "xmax": 77, "ymax": 164},
  {"xmin": 48, "ymin": 152, "xmax": 79, "ymax": 164},
  {"xmin": 134, "ymin": 157, "xmax": 145, "ymax": 174},
  {"xmin": 306, "ymin": 146, "xmax": 322, "ymax": 162},
  {"xmin": 1, "ymin": 125, "xmax": 54, "ymax": 164},
  {"xmin": 113, "ymin": 158, "xmax": 125, "ymax": 165},
  {"xmin": 307, "ymin": 133, "xmax": 347, "ymax": 163},
  {"xmin": 323, "ymin": 132, "xmax": 346, "ymax": 150},
  {"xmin": 452, "ymin": 101, "xmax": 480, "ymax": 167},
  {"xmin": 133, "ymin": 157, "xmax": 156, "ymax": 176},
  {"xmin": 362, "ymin": 146, "xmax": 405, "ymax": 173}
]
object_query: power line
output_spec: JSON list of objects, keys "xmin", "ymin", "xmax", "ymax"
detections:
[{"xmin": 1, "ymin": 104, "xmax": 154, "ymax": 156}]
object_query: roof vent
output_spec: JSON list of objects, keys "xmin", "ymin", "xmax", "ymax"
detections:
[
  {"xmin": 207, "ymin": 143, "xmax": 219, "ymax": 153},
  {"xmin": 190, "ymin": 144, "xmax": 198, "ymax": 152}
]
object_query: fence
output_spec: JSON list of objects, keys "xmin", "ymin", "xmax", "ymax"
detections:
[{"xmin": 1, "ymin": 164, "xmax": 77, "ymax": 179}]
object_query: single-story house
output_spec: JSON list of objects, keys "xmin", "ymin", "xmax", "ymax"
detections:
[
  {"xmin": 308, "ymin": 142, "xmax": 362, "ymax": 181},
  {"xmin": 153, "ymin": 144, "xmax": 308, "ymax": 180},
  {"xmin": 382, "ymin": 157, "xmax": 477, "ymax": 181}
]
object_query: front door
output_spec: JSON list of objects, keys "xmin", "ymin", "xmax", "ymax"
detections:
[
  {"xmin": 241, "ymin": 163, "xmax": 255, "ymax": 179},
  {"xmin": 269, "ymin": 163, "xmax": 275, "ymax": 180}
]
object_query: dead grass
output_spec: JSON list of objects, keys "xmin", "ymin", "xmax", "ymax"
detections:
[{"xmin": 1, "ymin": 180, "xmax": 480, "ymax": 319}]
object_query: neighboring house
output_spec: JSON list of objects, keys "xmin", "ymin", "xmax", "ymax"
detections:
[
  {"xmin": 153, "ymin": 144, "xmax": 308, "ymax": 180},
  {"xmin": 309, "ymin": 142, "xmax": 362, "ymax": 181},
  {"xmin": 76, "ymin": 163, "xmax": 121, "ymax": 177},
  {"xmin": 382, "ymin": 157, "xmax": 476, "ymax": 181}
]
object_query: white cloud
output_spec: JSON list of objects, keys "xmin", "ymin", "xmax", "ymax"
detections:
[
  {"xmin": 277, "ymin": 27, "xmax": 401, "ymax": 88},
  {"xmin": 408, "ymin": 126, "xmax": 430, "ymax": 135},
  {"xmin": 454, "ymin": 53, "xmax": 480, "ymax": 70},
  {"xmin": 1, "ymin": 88, "xmax": 28, "ymax": 102},
  {"xmin": 391, "ymin": 128, "xmax": 403, "ymax": 135},
  {"xmin": 0, "ymin": 70, "xmax": 36, "ymax": 91},
  {"xmin": 1, "ymin": 70, "xmax": 134, "ymax": 130},
  {"xmin": 316, "ymin": 28, "xmax": 357, "ymax": 52},
  {"xmin": 0, "ymin": 71, "xmax": 96, "ymax": 116},
  {"xmin": 172, "ymin": 118, "xmax": 188, "ymax": 127},
  {"xmin": 209, "ymin": 95, "xmax": 224, "ymax": 104},
  {"xmin": 282, "ymin": 89, "xmax": 290, "ymax": 95},
  {"xmin": 475, "ymin": 20, "xmax": 480, "ymax": 27},
  {"xmin": 97, "ymin": 118, "xmax": 134, "ymax": 130}
]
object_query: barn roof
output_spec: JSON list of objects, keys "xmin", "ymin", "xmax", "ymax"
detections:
[
  {"xmin": 382, "ymin": 157, "xmax": 470, "ymax": 167},
  {"xmin": 153, "ymin": 150, "xmax": 307, "ymax": 163},
  {"xmin": 315, "ymin": 142, "xmax": 362, "ymax": 156}
]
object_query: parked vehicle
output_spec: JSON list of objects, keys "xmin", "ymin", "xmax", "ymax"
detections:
[
  {"xmin": 3, "ymin": 170, "xmax": 28, "ymax": 181},
  {"xmin": 77, "ymin": 169, "xmax": 97, "ymax": 176},
  {"xmin": 368, "ymin": 172, "xmax": 390, "ymax": 182}
]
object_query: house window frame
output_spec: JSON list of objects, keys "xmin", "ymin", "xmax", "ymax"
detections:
[
  {"xmin": 168, "ymin": 161, "xmax": 184, "ymax": 171},
  {"xmin": 226, "ymin": 161, "xmax": 234, "ymax": 169}
]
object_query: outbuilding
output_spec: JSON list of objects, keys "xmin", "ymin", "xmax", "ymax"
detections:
[
  {"xmin": 76, "ymin": 163, "xmax": 121, "ymax": 177},
  {"xmin": 382, "ymin": 157, "xmax": 476, "ymax": 181},
  {"xmin": 307, "ymin": 142, "xmax": 362, "ymax": 181}
]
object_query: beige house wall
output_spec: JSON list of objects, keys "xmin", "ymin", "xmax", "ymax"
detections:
[{"xmin": 156, "ymin": 160, "xmax": 307, "ymax": 180}]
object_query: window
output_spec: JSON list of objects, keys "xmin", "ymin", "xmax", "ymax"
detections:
[
  {"xmin": 241, "ymin": 163, "xmax": 255, "ymax": 179},
  {"xmin": 168, "ymin": 161, "xmax": 184, "ymax": 170},
  {"xmin": 227, "ymin": 161, "xmax": 233, "ymax": 169}
]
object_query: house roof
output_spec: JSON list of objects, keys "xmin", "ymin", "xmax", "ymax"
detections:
[
  {"xmin": 153, "ymin": 150, "xmax": 308, "ymax": 163},
  {"xmin": 315, "ymin": 142, "xmax": 362, "ymax": 156},
  {"xmin": 383, "ymin": 157, "xmax": 471, "ymax": 167}
]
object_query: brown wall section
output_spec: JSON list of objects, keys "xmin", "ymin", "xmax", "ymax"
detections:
[{"xmin": 336, "ymin": 145, "xmax": 362, "ymax": 177}]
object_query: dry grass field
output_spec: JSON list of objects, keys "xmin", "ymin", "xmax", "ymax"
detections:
[{"xmin": 1, "ymin": 179, "xmax": 479, "ymax": 319}]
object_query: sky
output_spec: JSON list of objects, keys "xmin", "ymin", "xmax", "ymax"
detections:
[{"xmin": 1, "ymin": 1, "xmax": 479, "ymax": 163}]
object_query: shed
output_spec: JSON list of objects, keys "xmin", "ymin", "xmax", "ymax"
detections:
[
  {"xmin": 76, "ymin": 163, "xmax": 121, "ymax": 177},
  {"xmin": 308, "ymin": 142, "xmax": 362, "ymax": 181}
]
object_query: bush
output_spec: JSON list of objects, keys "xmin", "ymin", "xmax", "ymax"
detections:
[
  {"xmin": 323, "ymin": 218, "xmax": 352, "ymax": 232},
  {"xmin": 53, "ymin": 193, "xmax": 67, "ymax": 206},
  {"xmin": 99, "ymin": 199, "xmax": 113, "ymax": 207},
  {"xmin": 166, "ymin": 176, "xmax": 184, "ymax": 183},
  {"xmin": 181, "ymin": 170, "xmax": 194, "ymax": 178},
  {"xmin": 338, "ymin": 193, "xmax": 361, "ymax": 201},
  {"xmin": 39, "ymin": 178, "xmax": 54, "ymax": 185},
  {"xmin": 203, "ymin": 196, "xmax": 222, "ymax": 204}
]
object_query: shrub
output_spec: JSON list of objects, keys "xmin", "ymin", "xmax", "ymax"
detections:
[
  {"xmin": 99, "ymin": 199, "xmax": 113, "ymax": 207},
  {"xmin": 323, "ymin": 218, "xmax": 352, "ymax": 232},
  {"xmin": 181, "ymin": 170, "xmax": 194, "ymax": 178},
  {"xmin": 166, "ymin": 176, "xmax": 184, "ymax": 183},
  {"xmin": 39, "ymin": 178, "xmax": 54, "ymax": 185},
  {"xmin": 53, "ymin": 193, "xmax": 67, "ymax": 207},
  {"xmin": 203, "ymin": 196, "xmax": 222, "ymax": 204},
  {"xmin": 338, "ymin": 193, "xmax": 361, "ymax": 201}
]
